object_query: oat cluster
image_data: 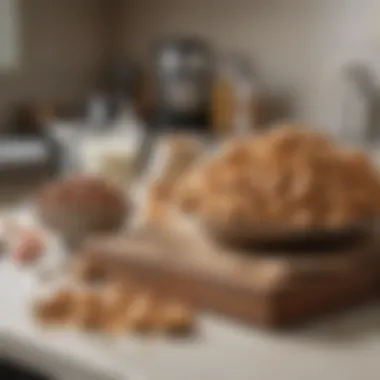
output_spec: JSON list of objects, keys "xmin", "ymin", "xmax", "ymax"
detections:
[{"xmin": 174, "ymin": 126, "xmax": 380, "ymax": 228}]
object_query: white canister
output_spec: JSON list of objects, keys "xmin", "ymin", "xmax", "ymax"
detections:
[{"xmin": 80, "ymin": 110, "xmax": 143, "ymax": 187}]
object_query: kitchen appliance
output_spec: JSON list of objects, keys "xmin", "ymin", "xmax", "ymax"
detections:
[{"xmin": 153, "ymin": 37, "xmax": 213, "ymax": 131}]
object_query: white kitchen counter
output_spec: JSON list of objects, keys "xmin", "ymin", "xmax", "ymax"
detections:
[
  {"xmin": 2, "ymin": 138, "xmax": 380, "ymax": 379},
  {"xmin": 1, "ymin": 231, "xmax": 380, "ymax": 380}
]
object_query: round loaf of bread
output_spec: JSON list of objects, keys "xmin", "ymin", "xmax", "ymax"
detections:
[{"xmin": 36, "ymin": 176, "xmax": 128, "ymax": 246}]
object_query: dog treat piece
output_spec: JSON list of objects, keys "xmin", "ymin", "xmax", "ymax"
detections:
[
  {"xmin": 33, "ymin": 288, "xmax": 75, "ymax": 325},
  {"xmin": 155, "ymin": 300, "xmax": 194, "ymax": 334},
  {"xmin": 123, "ymin": 292, "xmax": 158, "ymax": 332},
  {"xmin": 32, "ymin": 281, "xmax": 196, "ymax": 335},
  {"xmin": 102, "ymin": 281, "xmax": 133, "ymax": 304},
  {"xmin": 173, "ymin": 125, "xmax": 380, "ymax": 229},
  {"xmin": 103, "ymin": 311, "xmax": 129, "ymax": 333},
  {"xmin": 72, "ymin": 289, "xmax": 106, "ymax": 330},
  {"xmin": 101, "ymin": 281, "xmax": 134, "ymax": 331},
  {"xmin": 36, "ymin": 175, "xmax": 128, "ymax": 246}
]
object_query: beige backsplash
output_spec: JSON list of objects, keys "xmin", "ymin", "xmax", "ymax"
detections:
[
  {"xmin": 0, "ymin": 0, "xmax": 117, "ymax": 130},
  {"xmin": 121, "ymin": 0, "xmax": 380, "ymax": 135},
  {"xmin": 1, "ymin": 0, "xmax": 380, "ymax": 138}
]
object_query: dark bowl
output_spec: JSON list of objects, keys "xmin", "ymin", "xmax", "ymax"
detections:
[{"xmin": 202, "ymin": 218, "xmax": 375, "ymax": 252}]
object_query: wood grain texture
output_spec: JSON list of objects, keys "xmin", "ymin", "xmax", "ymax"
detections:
[{"xmin": 82, "ymin": 227, "xmax": 380, "ymax": 328}]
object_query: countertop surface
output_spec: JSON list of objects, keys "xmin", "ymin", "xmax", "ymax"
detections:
[
  {"xmin": 2, "ymin": 131, "xmax": 380, "ymax": 380},
  {"xmin": 0, "ymin": 209, "xmax": 380, "ymax": 380}
]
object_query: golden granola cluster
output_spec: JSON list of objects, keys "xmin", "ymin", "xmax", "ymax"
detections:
[
  {"xmin": 34, "ymin": 280, "xmax": 194, "ymax": 335},
  {"xmin": 142, "ymin": 134, "xmax": 204, "ymax": 225},
  {"xmin": 173, "ymin": 125, "xmax": 380, "ymax": 229}
]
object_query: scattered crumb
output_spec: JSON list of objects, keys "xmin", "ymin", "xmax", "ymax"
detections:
[
  {"xmin": 33, "ymin": 288, "xmax": 75, "ymax": 325},
  {"xmin": 155, "ymin": 300, "xmax": 194, "ymax": 334},
  {"xmin": 101, "ymin": 281, "xmax": 134, "ymax": 332},
  {"xmin": 32, "ymin": 280, "xmax": 195, "ymax": 336},
  {"xmin": 123, "ymin": 292, "xmax": 157, "ymax": 333},
  {"xmin": 72, "ymin": 289, "xmax": 105, "ymax": 331}
]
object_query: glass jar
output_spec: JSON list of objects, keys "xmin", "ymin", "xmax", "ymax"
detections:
[
  {"xmin": 80, "ymin": 106, "xmax": 143, "ymax": 188},
  {"xmin": 212, "ymin": 55, "xmax": 258, "ymax": 136}
]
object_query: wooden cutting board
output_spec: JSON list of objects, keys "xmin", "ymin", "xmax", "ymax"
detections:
[{"xmin": 82, "ymin": 225, "xmax": 380, "ymax": 328}]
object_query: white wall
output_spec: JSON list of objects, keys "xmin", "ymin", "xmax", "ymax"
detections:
[
  {"xmin": 0, "ymin": 0, "xmax": 110, "ymax": 128},
  {"xmin": 315, "ymin": 0, "xmax": 380, "ymax": 137}
]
